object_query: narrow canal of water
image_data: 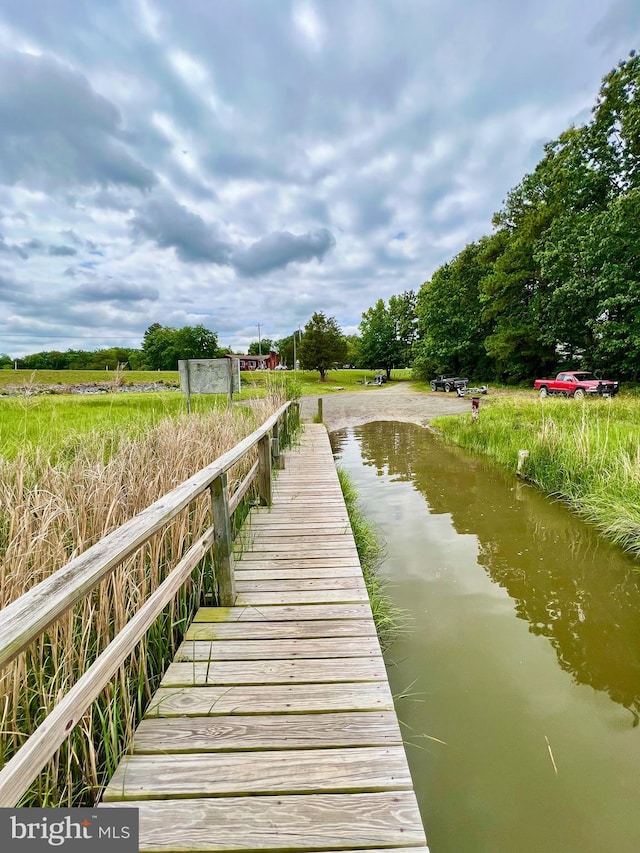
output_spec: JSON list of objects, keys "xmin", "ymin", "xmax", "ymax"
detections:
[{"xmin": 331, "ymin": 421, "xmax": 640, "ymax": 853}]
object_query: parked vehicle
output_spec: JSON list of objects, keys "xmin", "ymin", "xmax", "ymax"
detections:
[
  {"xmin": 430, "ymin": 375, "xmax": 468, "ymax": 392},
  {"xmin": 533, "ymin": 371, "xmax": 620, "ymax": 399}
]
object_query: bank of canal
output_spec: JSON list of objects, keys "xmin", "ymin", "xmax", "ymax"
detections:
[{"xmin": 331, "ymin": 421, "xmax": 640, "ymax": 853}]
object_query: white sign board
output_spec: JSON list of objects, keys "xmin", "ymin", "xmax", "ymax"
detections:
[{"xmin": 178, "ymin": 358, "xmax": 240, "ymax": 410}]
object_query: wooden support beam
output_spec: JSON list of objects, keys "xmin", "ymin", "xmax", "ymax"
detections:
[
  {"xmin": 257, "ymin": 434, "xmax": 272, "ymax": 506},
  {"xmin": 210, "ymin": 473, "xmax": 235, "ymax": 606}
]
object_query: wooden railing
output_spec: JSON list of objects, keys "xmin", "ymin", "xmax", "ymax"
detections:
[{"xmin": 0, "ymin": 399, "xmax": 298, "ymax": 806}]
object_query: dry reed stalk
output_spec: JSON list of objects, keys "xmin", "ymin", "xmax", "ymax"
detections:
[{"xmin": 0, "ymin": 395, "xmax": 286, "ymax": 804}]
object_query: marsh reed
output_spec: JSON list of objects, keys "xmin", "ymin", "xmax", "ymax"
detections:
[{"xmin": 0, "ymin": 395, "xmax": 288, "ymax": 805}]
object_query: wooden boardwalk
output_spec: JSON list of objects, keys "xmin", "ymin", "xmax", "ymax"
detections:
[{"xmin": 102, "ymin": 424, "xmax": 428, "ymax": 852}]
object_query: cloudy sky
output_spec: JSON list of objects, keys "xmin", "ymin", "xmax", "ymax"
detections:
[{"xmin": 0, "ymin": 0, "xmax": 638, "ymax": 357}]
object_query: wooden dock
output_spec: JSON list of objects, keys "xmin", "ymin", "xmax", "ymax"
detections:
[{"xmin": 102, "ymin": 424, "xmax": 428, "ymax": 852}]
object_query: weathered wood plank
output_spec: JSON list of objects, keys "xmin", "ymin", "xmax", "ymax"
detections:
[
  {"xmin": 248, "ymin": 532, "xmax": 353, "ymax": 543},
  {"xmin": 132, "ymin": 711, "xmax": 402, "ymax": 753},
  {"xmin": 235, "ymin": 568, "xmax": 364, "ymax": 580},
  {"xmin": 103, "ymin": 746, "xmax": 412, "ymax": 800},
  {"xmin": 235, "ymin": 589, "xmax": 369, "ymax": 606},
  {"xmin": 236, "ymin": 558, "xmax": 362, "ymax": 570},
  {"xmin": 174, "ymin": 637, "xmax": 381, "ymax": 661},
  {"xmin": 240, "ymin": 542, "xmax": 359, "ymax": 553},
  {"xmin": 185, "ymin": 619, "xmax": 377, "ymax": 641},
  {"xmin": 235, "ymin": 577, "xmax": 366, "ymax": 591},
  {"xmin": 145, "ymin": 682, "xmax": 394, "ymax": 716},
  {"xmin": 160, "ymin": 657, "xmax": 386, "ymax": 687},
  {"xmin": 193, "ymin": 604, "xmax": 372, "ymax": 622},
  {"xmin": 100, "ymin": 791, "xmax": 426, "ymax": 851}
]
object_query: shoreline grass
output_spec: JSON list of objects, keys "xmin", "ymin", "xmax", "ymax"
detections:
[
  {"xmin": 432, "ymin": 396, "xmax": 640, "ymax": 558},
  {"xmin": 337, "ymin": 468, "xmax": 403, "ymax": 650}
]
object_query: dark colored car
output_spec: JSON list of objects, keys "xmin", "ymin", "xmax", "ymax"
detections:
[{"xmin": 430, "ymin": 375, "xmax": 468, "ymax": 392}]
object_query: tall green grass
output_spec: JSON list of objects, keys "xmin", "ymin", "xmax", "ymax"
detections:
[
  {"xmin": 433, "ymin": 396, "xmax": 640, "ymax": 557},
  {"xmin": 337, "ymin": 468, "xmax": 402, "ymax": 650}
]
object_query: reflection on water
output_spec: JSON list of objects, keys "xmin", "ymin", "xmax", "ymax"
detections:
[
  {"xmin": 333, "ymin": 422, "xmax": 640, "ymax": 724},
  {"xmin": 331, "ymin": 422, "xmax": 640, "ymax": 853}
]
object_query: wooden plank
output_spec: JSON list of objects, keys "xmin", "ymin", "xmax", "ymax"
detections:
[
  {"xmin": 235, "ymin": 589, "xmax": 369, "ymax": 606},
  {"xmin": 185, "ymin": 619, "xmax": 377, "ymax": 641},
  {"xmin": 145, "ymin": 682, "xmax": 394, "ymax": 716},
  {"xmin": 242, "ymin": 550, "xmax": 360, "ymax": 562},
  {"xmin": 100, "ymin": 791, "xmax": 426, "ymax": 851},
  {"xmin": 160, "ymin": 657, "xmax": 386, "ymax": 687},
  {"xmin": 193, "ymin": 604, "xmax": 372, "ymax": 622},
  {"xmin": 103, "ymin": 746, "xmax": 412, "ymax": 800},
  {"xmin": 236, "ymin": 558, "xmax": 362, "ymax": 570},
  {"xmin": 131, "ymin": 711, "xmax": 402, "ymax": 753},
  {"xmin": 248, "ymin": 532, "xmax": 353, "ymax": 542},
  {"xmin": 235, "ymin": 577, "xmax": 366, "ymax": 591},
  {"xmin": 235, "ymin": 568, "xmax": 363, "ymax": 580},
  {"xmin": 174, "ymin": 637, "xmax": 381, "ymax": 661},
  {"xmin": 241, "ymin": 542, "xmax": 358, "ymax": 553}
]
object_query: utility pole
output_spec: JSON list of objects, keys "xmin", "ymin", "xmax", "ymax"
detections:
[{"xmin": 257, "ymin": 323, "xmax": 262, "ymax": 356}]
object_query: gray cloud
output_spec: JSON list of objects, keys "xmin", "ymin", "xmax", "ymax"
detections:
[
  {"xmin": 0, "ymin": 50, "xmax": 156, "ymax": 191},
  {"xmin": 48, "ymin": 245, "xmax": 77, "ymax": 256},
  {"xmin": 233, "ymin": 229, "xmax": 336, "ymax": 277},
  {"xmin": 73, "ymin": 281, "xmax": 159, "ymax": 302},
  {"xmin": 130, "ymin": 197, "xmax": 232, "ymax": 264}
]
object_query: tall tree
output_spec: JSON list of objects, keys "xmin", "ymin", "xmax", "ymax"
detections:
[
  {"xmin": 298, "ymin": 312, "xmax": 347, "ymax": 381},
  {"xmin": 388, "ymin": 290, "xmax": 418, "ymax": 367},
  {"xmin": 414, "ymin": 240, "xmax": 494, "ymax": 380},
  {"xmin": 359, "ymin": 299, "xmax": 398, "ymax": 379}
]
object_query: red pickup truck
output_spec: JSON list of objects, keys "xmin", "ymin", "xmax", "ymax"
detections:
[{"xmin": 534, "ymin": 371, "xmax": 619, "ymax": 399}]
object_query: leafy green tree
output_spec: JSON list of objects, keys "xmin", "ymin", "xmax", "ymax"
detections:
[
  {"xmin": 248, "ymin": 338, "xmax": 274, "ymax": 355},
  {"xmin": 388, "ymin": 291, "xmax": 418, "ymax": 367},
  {"xmin": 275, "ymin": 334, "xmax": 294, "ymax": 368},
  {"xmin": 298, "ymin": 312, "xmax": 347, "ymax": 381},
  {"xmin": 359, "ymin": 299, "xmax": 398, "ymax": 379},
  {"xmin": 0, "ymin": 353, "xmax": 12, "ymax": 369},
  {"xmin": 344, "ymin": 334, "xmax": 362, "ymax": 368},
  {"xmin": 414, "ymin": 240, "xmax": 495, "ymax": 380},
  {"xmin": 142, "ymin": 323, "xmax": 220, "ymax": 370}
]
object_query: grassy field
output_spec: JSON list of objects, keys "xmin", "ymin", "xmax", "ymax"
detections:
[
  {"xmin": 0, "ymin": 366, "xmax": 412, "ymax": 391},
  {"xmin": 0, "ymin": 368, "xmax": 181, "ymax": 388},
  {"xmin": 432, "ymin": 395, "xmax": 640, "ymax": 557}
]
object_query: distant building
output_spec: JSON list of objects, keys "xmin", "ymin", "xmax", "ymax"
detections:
[{"xmin": 227, "ymin": 351, "xmax": 280, "ymax": 371}]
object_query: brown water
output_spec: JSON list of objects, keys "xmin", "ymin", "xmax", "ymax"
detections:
[{"xmin": 331, "ymin": 422, "xmax": 640, "ymax": 853}]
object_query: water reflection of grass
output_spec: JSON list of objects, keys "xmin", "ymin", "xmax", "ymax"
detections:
[{"xmin": 433, "ymin": 396, "xmax": 640, "ymax": 557}]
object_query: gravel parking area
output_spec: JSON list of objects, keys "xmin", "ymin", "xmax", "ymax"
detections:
[{"xmin": 298, "ymin": 382, "xmax": 469, "ymax": 432}]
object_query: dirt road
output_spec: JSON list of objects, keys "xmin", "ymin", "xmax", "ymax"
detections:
[{"xmin": 298, "ymin": 382, "xmax": 470, "ymax": 432}]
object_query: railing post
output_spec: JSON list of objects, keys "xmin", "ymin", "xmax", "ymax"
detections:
[
  {"xmin": 272, "ymin": 419, "xmax": 283, "ymax": 469},
  {"xmin": 210, "ymin": 472, "xmax": 235, "ymax": 605},
  {"xmin": 257, "ymin": 434, "xmax": 272, "ymax": 506},
  {"xmin": 317, "ymin": 397, "xmax": 323, "ymax": 422}
]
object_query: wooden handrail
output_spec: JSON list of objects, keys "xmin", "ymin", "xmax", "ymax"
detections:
[
  {"xmin": 0, "ymin": 399, "xmax": 299, "ymax": 805},
  {"xmin": 0, "ymin": 400, "xmax": 293, "ymax": 671}
]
